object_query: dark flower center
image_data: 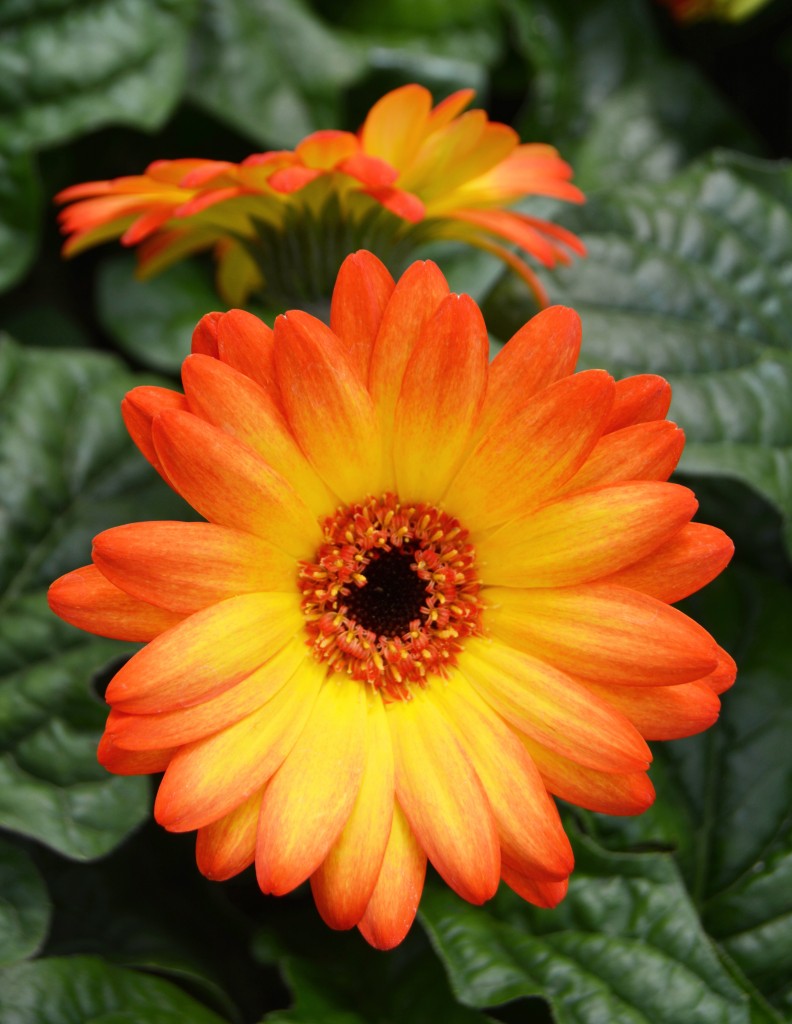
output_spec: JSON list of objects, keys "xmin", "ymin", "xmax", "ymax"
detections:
[{"xmin": 342, "ymin": 546, "xmax": 428, "ymax": 638}]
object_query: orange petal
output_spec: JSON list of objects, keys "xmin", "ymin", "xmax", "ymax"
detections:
[
  {"xmin": 106, "ymin": 639, "xmax": 307, "ymax": 750},
  {"xmin": 92, "ymin": 520, "xmax": 294, "ymax": 614},
  {"xmin": 295, "ymin": 129, "xmax": 359, "ymax": 170},
  {"xmin": 152, "ymin": 410, "xmax": 320, "ymax": 557},
  {"xmin": 559, "ymin": 420, "xmax": 684, "ymax": 495},
  {"xmin": 256, "ymin": 673, "xmax": 368, "ymax": 895},
  {"xmin": 501, "ymin": 867, "xmax": 569, "ymax": 909},
  {"xmin": 216, "ymin": 309, "xmax": 279, "ymax": 394},
  {"xmin": 192, "ymin": 312, "xmax": 222, "ymax": 357},
  {"xmin": 368, "ymin": 259, "xmax": 450, "ymax": 444},
  {"xmin": 584, "ymin": 678, "xmax": 721, "ymax": 740},
  {"xmin": 97, "ymin": 731, "xmax": 174, "ymax": 775},
  {"xmin": 311, "ymin": 694, "xmax": 394, "ymax": 929},
  {"xmin": 699, "ymin": 645, "xmax": 737, "ymax": 695},
  {"xmin": 105, "ymin": 591, "xmax": 302, "ymax": 713},
  {"xmin": 461, "ymin": 638, "xmax": 651, "ymax": 773},
  {"xmin": 48, "ymin": 564, "xmax": 183, "ymax": 641},
  {"xmin": 431, "ymin": 672, "xmax": 573, "ymax": 881},
  {"xmin": 478, "ymin": 306, "xmax": 581, "ymax": 436},
  {"xmin": 486, "ymin": 583, "xmax": 719, "ymax": 686},
  {"xmin": 357, "ymin": 802, "xmax": 426, "ymax": 950},
  {"xmin": 605, "ymin": 375, "xmax": 672, "ymax": 432},
  {"xmin": 329, "ymin": 251, "xmax": 395, "ymax": 384},
  {"xmin": 387, "ymin": 687, "xmax": 500, "ymax": 905},
  {"xmin": 181, "ymin": 354, "xmax": 334, "ymax": 516},
  {"xmin": 520, "ymin": 735, "xmax": 656, "ymax": 816},
  {"xmin": 274, "ymin": 311, "xmax": 387, "ymax": 501},
  {"xmin": 360, "ymin": 84, "xmax": 433, "ymax": 170},
  {"xmin": 393, "ymin": 293, "xmax": 489, "ymax": 503},
  {"xmin": 195, "ymin": 790, "xmax": 262, "ymax": 880},
  {"xmin": 154, "ymin": 659, "xmax": 323, "ymax": 832},
  {"xmin": 477, "ymin": 482, "xmax": 697, "ymax": 588},
  {"xmin": 445, "ymin": 371, "xmax": 614, "ymax": 532},
  {"xmin": 121, "ymin": 386, "xmax": 188, "ymax": 475},
  {"xmin": 601, "ymin": 522, "xmax": 734, "ymax": 604}
]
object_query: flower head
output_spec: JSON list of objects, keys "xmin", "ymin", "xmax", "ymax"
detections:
[
  {"xmin": 56, "ymin": 85, "xmax": 585, "ymax": 307},
  {"xmin": 49, "ymin": 251, "xmax": 734, "ymax": 949}
]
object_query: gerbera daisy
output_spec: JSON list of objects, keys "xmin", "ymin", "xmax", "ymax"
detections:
[
  {"xmin": 48, "ymin": 251, "xmax": 734, "ymax": 949},
  {"xmin": 55, "ymin": 85, "xmax": 584, "ymax": 307}
]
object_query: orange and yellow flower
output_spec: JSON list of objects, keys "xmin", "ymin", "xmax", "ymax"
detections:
[
  {"xmin": 56, "ymin": 85, "xmax": 585, "ymax": 307},
  {"xmin": 48, "ymin": 251, "xmax": 734, "ymax": 949}
]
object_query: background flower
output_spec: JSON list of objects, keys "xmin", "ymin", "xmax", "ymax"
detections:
[
  {"xmin": 56, "ymin": 85, "xmax": 585, "ymax": 307},
  {"xmin": 49, "ymin": 251, "xmax": 733, "ymax": 950}
]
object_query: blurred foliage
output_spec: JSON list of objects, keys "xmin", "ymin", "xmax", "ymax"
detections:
[{"xmin": 0, "ymin": 0, "xmax": 791, "ymax": 1021}]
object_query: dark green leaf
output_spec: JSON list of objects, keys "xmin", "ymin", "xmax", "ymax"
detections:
[
  {"xmin": 97, "ymin": 255, "xmax": 225, "ymax": 374},
  {"xmin": 504, "ymin": 0, "xmax": 755, "ymax": 189},
  {"xmin": 490, "ymin": 153, "xmax": 792, "ymax": 552},
  {"xmin": 0, "ymin": 151, "xmax": 41, "ymax": 293},
  {"xmin": 0, "ymin": 0, "xmax": 198, "ymax": 153},
  {"xmin": 590, "ymin": 568, "xmax": 792, "ymax": 1016},
  {"xmin": 0, "ymin": 956, "xmax": 229, "ymax": 1024},
  {"xmin": 0, "ymin": 839, "xmax": 50, "ymax": 966},
  {"xmin": 0, "ymin": 337, "xmax": 190, "ymax": 857},
  {"xmin": 188, "ymin": 0, "xmax": 366, "ymax": 148},
  {"xmin": 422, "ymin": 837, "xmax": 752, "ymax": 1024}
]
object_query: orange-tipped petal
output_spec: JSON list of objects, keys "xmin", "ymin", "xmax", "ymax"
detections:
[
  {"xmin": 256, "ymin": 673, "xmax": 368, "ymax": 895},
  {"xmin": 121, "ymin": 386, "xmax": 188, "ymax": 475},
  {"xmin": 274, "ymin": 311, "xmax": 386, "ymax": 501},
  {"xmin": 477, "ymin": 482, "xmax": 697, "ymax": 588},
  {"xmin": 152, "ymin": 410, "xmax": 320, "ymax": 556},
  {"xmin": 369, "ymin": 259, "xmax": 450, "ymax": 441},
  {"xmin": 329, "ymin": 251, "xmax": 396, "ymax": 383},
  {"xmin": 360, "ymin": 83, "xmax": 433, "ymax": 169},
  {"xmin": 192, "ymin": 312, "xmax": 222, "ymax": 357},
  {"xmin": 357, "ymin": 803, "xmax": 426, "ymax": 950},
  {"xmin": 601, "ymin": 522, "xmax": 734, "ymax": 604},
  {"xmin": 520, "ymin": 735, "xmax": 656, "ymax": 816},
  {"xmin": 432, "ymin": 672, "xmax": 574, "ymax": 880},
  {"xmin": 311, "ymin": 694, "xmax": 394, "ymax": 930},
  {"xmin": 97, "ymin": 732, "xmax": 175, "ymax": 775},
  {"xmin": 154, "ymin": 658, "xmax": 323, "ymax": 832},
  {"xmin": 501, "ymin": 867, "xmax": 569, "ymax": 909},
  {"xmin": 181, "ymin": 355, "xmax": 334, "ymax": 516},
  {"xmin": 196, "ymin": 790, "xmax": 262, "ymax": 881},
  {"xmin": 393, "ymin": 293, "xmax": 489, "ymax": 503},
  {"xmin": 106, "ymin": 639, "xmax": 307, "ymax": 750},
  {"xmin": 105, "ymin": 591, "xmax": 301, "ymax": 713},
  {"xmin": 92, "ymin": 520, "xmax": 294, "ymax": 614},
  {"xmin": 560, "ymin": 420, "xmax": 685, "ymax": 495},
  {"xmin": 486, "ymin": 584, "xmax": 719, "ymax": 686},
  {"xmin": 216, "ymin": 309, "xmax": 278, "ymax": 393},
  {"xmin": 605, "ymin": 375, "xmax": 672, "ymax": 432},
  {"xmin": 461, "ymin": 638, "xmax": 652, "ymax": 773},
  {"xmin": 445, "ymin": 371, "xmax": 615, "ymax": 532},
  {"xmin": 479, "ymin": 306, "xmax": 581, "ymax": 436},
  {"xmin": 387, "ymin": 687, "xmax": 500, "ymax": 905},
  {"xmin": 585, "ymin": 678, "xmax": 721, "ymax": 740},
  {"xmin": 48, "ymin": 564, "xmax": 183, "ymax": 641}
]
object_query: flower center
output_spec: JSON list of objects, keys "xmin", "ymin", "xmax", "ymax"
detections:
[{"xmin": 299, "ymin": 494, "xmax": 482, "ymax": 701}]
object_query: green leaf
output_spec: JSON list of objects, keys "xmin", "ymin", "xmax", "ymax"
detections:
[
  {"xmin": 0, "ymin": 839, "xmax": 50, "ymax": 966},
  {"xmin": 422, "ymin": 836, "xmax": 752, "ymax": 1024},
  {"xmin": 0, "ymin": 337, "xmax": 190, "ymax": 857},
  {"xmin": 97, "ymin": 255, "xmax": 225, "ymax": 374},
  {"xmin": 0, "ymin": 151, "xmax": 41, "ymax": 293},
  {"xmin": 504, "ymin": 0, "xmax": 755, "ymax": 189},
  {"xmin": 0, "ymin": 956, "xmax": 230, "ymax": 1024},
  {"xmin": 188, "ymin": 0, "xmax": 367, "ymax": 148},
  {"xmin": 0, "ymin": 0, "xmax": 199, "ymax": 153},
  {"xmin": 590, "ymin": 568, "xmax": 792, "ymax": 1016},
  {"xmin": 491, "ymin": 152, "xmax": 792, "ymax": 553}
]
